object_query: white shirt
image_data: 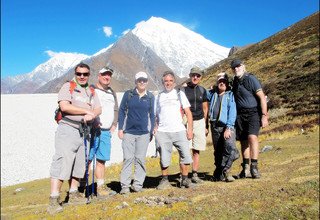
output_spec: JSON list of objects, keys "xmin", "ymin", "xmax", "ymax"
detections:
[
  {"xmin": 155, "ymin": 89, "xmax": 190, "ymax": 132},
  {"xmin": 95, "ymin": 88, "xmax": 116, "ymax": 129}
]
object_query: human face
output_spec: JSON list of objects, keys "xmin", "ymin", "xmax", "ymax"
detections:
[
  {"xmin": 98, "ymin": 71, "xmax": 112, "ymax": 87},
  {"xmin": 232, "ymin": 64, "xmax": 245, "ymax": 78},
  {"xmin": 136, "ymin": 78, "xmax": 148, "ymax": 91},
  {"xmin": 162, "ymin": 74, "xmax": 176, "ymax": 92},
  {"xmin": 190, "ymin": 73, "xmax": 201, "ymax": 85},
  {"xmin": 75, "ymin": 67, "xmax": 90, "ymax": 86},
  {"xmin": 217, "ymin": 79, "xmax": 227, "ymax": 93}
]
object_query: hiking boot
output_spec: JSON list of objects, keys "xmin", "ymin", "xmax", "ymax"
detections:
[
  {"xmin": 191, "ymin": 173, "xmax": 203, "ymax": 184},
  {"xmin": 67, "ymin": 190, "xmax": 88, "ymax": 205},
  {"xmin": 180, "ymin": 178, "xmax": 196, "ymax": 188},
  {"xmin": 156, "ymin": 178, "xmax": 172, "ymax": 190},
  {"xmin": 120, "ymin": 187, "xmax": 130, "ymax": 195},
  {"xmin": 47, "ymin": 196, "xmax": 63, "ymax": 214},
  {"xmin": 131, "ymin": 185, "xmax": 144, "ymax": 193},
  {"xmin": 250, "ymin": 163, "xmax": 261, "ymax": 179},
  {"xmin": 223, "ymin": 171, "xmax": 235, "ymax": 182},
  {"xmin": 238, "ymin": 163, "xmax": 250, "ymax": 178},
  {"xmin": 97, "ymin": 185, "xmax": 117, "ymax": 198}
]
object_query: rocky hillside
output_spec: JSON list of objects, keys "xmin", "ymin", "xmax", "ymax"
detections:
[{"xmin": 201, "ymin": 12, "xmax": 319, "ymax": 118}]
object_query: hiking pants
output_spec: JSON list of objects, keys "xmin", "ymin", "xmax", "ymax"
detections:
[
  {"xmin": 120, "ymin": 133, "xmax": 149, "ymax": 190},
  {"xmin": 210, "ymin": 123, "xmax": 238, "ymax": 172}
]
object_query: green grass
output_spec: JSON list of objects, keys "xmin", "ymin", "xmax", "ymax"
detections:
[{"xmin": 1, "ymin": 125, "xmax": 319, "ymax": 219}]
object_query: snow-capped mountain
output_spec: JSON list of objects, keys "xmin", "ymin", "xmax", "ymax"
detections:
[
  {"xmin": 132, "ymin": 17, "xmax": 230, "ymax": 77},
  {"xmin": 2, "ymin": 52, "xmax": 88, "ymax": 93},
  {"xmin": 2, "ymin": 17, "xmax": 230, "ymax": 94}
]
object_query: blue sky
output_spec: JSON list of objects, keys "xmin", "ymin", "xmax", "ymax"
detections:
[{"xmin": 1, "ymin": 0, "xmax": 319, "ymax": 78}]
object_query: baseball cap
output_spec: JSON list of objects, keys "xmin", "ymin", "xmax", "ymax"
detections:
[
  {"xmin": 230, "ymin": 59, "xmax": 243, "ymax": 69},
  {"xmin": 217, "ymin": 72, "xmax": 228, "ymax": 82},
  {"xmin": 99, "ymin": 66, "xmax": 114, "ymax": 75},
  {"xmin": 190, "ymin": 66, "xmax": 203, "ymax": 76},
  {"xmin": 135, "ymin": 71, "xmax": 148, "ymax": 80}
]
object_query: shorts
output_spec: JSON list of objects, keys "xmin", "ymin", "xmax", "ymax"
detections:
[
  {"xmin": 190, "ymin": 118, "xmax": 206, "ymax": 151},
  {"xmin": 155, "ymin": 131, "xmax": 193, "ymax": 168},
  {"xmin": 89, "ymin": 130, "xmax": 111, "ymax": 161},
  {"xmin": 236, "ymin": 108, "xmax": 261, "ymax": 141},
  {"xmin": 50, "ymin": 123, "xmax": 86, "ymax": 180}
]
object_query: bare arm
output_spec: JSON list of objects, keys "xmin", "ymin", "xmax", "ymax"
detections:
[
  {"xmin": 184, "ymin": 107, "xmax": 193, "ymax": 140},
  {"xmin": 256, "ymin": 90, "xmax": 269, "ymax": 128}
]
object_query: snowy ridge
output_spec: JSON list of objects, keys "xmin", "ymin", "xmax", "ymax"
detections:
[
  {"xmin": 132, "ymin": 17, "xmax": 230, "ymax": 77},
  {"xmin": 28, "ymin": 52, "xmax": 89, "ymax": 83}
]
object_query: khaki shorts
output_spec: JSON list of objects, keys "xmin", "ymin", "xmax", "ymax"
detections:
[
  {"xmin": 50, "ymin": 123, "xmax": 86, "ymax": 180},
  {"xmin": 190, "ymin": 118, "xmax": 206, "ymax": 151}
]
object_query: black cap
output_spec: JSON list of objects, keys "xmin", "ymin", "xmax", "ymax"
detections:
[{"xmin": 230, "ymin": 59, "xmax": 243, "ymax": 69}]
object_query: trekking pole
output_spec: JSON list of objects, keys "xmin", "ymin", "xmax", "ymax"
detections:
[
  {"xmin": 82, "ymin": 120, "xmax": 91, "ymax": 204},
  {"xmin": 91, "ymin": 129, "xmax": 97, "ymax": 199}
]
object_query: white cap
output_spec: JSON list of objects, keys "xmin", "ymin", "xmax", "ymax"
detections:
[
  {"xmin": 99, "ymin": 67, "xmax": 114, "ymax": 74},
  {"xmin": 135, "ymin": 71, "xmax": 148, "ymax": 80}
]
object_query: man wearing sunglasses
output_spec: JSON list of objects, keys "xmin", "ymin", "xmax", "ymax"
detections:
[
  {"xmin": 48, "ymin": 63, "xmax": 101, "ymax": 214},
  {"xmin": 118, "ymin": 71, "xmax": 155, "ymax": 194},
  {"xmin": 231, "ymin": 59, "xmax": 269, "ymax": 179},
  {"xmin": 182, "ymin": 66, "xmax": 208, "ymax": 184}
]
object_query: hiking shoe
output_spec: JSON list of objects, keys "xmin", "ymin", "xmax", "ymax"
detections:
[
  {"xmin": 97, "ymin": 185, "xmax": 117, "ymax": 198},
  {"xmin": 120, "ymin": 187, "xmax": 130, "ymax": 195},
  {"xmin": 191, "ymin": 173, "xmax": 203, "ymax": 184},
  {"xmin": 47, "ymin": 196, "xmax": 63, "ymax": 214},
  {"xmin": 238, "ymin": 163, "xmax": 250, "ymax": 178},
  {"xmin": 131, "ymin": 185, "xmax": 144, "ymax": 193},
  {"xmin": 67, "ymin": 190, "xmax": 88, "ymax": 205},
  {"xmin": 156, "ymin": 178, "xmax": 172, "ymax": 190},
  {"xmin": 250, "ymin": 163, "xmax": 261, "ymax": 179},
  {"xmin": 224, "ymin": 172, "xmax": 235, "ymax": 182},
  {"xmin": 180, "ymin": 178, "xmax": 196, "ymax": 188}
]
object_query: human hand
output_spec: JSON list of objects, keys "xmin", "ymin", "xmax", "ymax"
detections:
[{"xmin": 118, "ymin": 130, "xmax": 124, "ymax": 139}]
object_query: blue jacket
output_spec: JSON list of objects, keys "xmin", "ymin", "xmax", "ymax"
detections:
[
  {"xmin": 118, "ymin": 89, "xmax": 155, "ymax": 135},
  {"xmin": 207, "ymin": 89, "xmax": 237, "ymax": 129}
]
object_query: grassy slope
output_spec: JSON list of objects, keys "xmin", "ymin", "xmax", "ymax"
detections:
[{"xmin": 1, "ymin": 126, "xmax": 319, "ymax": 219}]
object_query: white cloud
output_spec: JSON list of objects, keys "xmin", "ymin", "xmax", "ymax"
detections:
[
  {"xmin": 45, "ymin": 50, "xmax": 57, "ymax": 57},
  {"xmin": 103, "ymin": 26, "xmax": 113, "ymax": 37},
  {"xmin": 122, "ymin": 29, "xmax": 131, "ymax": 35}
]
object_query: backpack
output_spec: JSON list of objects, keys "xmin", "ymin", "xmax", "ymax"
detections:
[{"xmin": 54, "ymin": 81, "xmax": 95, "ymax": 124}]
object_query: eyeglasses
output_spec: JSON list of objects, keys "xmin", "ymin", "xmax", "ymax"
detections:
[
  {"xmin": 137, "ymin": 78, "xmax": 148, "ymax": 83},
  {"xmin": 232, "ymin": 64, "xmax": 242, "ymax": 70},
  {"xmin": 75, "ymin": 72, "xmax": 90, "ymax": 77},
  {"xmin": 100, "ymin": 72, "xmax": 112, "ymax": 76},
  {"xmin": 191, "ymin": 74, "xmax": 201, "ymax": 78}
]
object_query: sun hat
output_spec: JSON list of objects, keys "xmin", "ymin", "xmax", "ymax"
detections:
[
  {"xmin": 189, "ymin": 66, "xmax": 203, "ymax": 76},
  {"xmin": 135, "ymin": 71, "xmax": 148, "ymax": 80}
]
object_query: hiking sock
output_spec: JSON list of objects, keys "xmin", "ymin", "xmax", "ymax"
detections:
[
  {"xmin": 251, "ymin": 159, "xmax": 258, "ymax": 164},
  {"xmin": 97, "ymin": 179, "xmax": 104, "ymax": 187},
  {"xmin": 162, "ymin": 175, "xmax": 168, "ymax": 180},
  {"xmin": 69, "ymin": 188, "xmax": 78, "ymax": 193},
  {"xmin": 243, "ymin": 158, "xmax": 250, "ymax": 165},
  {"xmin": 50, "ymin": 192, "xmax": 60, "ymax": 197}
]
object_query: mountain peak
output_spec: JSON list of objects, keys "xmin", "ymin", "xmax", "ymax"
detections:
[{"xmin": 132, "ymin": 17, "xmax": 230, "ymax": 77}]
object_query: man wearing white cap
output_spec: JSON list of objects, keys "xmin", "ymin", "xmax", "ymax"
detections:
[
  {"xmin": 86, "ymin": 66, "xmax": 118, "ymax": 198},
  {"xmin": 118, "ymin": 71, "xmax": 155, "ymax": 194}
]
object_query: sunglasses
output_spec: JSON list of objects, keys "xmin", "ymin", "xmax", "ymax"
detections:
[
  {"xmin": 100, "ymin": 72, "xmax": 112, "ymax": 76},
  {"xmin": 75, "ymin": 72, "xmax": 90, "ymax": 77},
  {"xmin": 191, "ymin": 73, "xmax": 201, "ymax": 78},
  {"xmin": 137, "ymin": 78, "xmax": 148, "ymax": 83}
]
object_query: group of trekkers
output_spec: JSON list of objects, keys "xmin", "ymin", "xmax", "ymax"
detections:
[{"xmin": 47, "ymin": 59, "xmax": 269, "ymax": 214}]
